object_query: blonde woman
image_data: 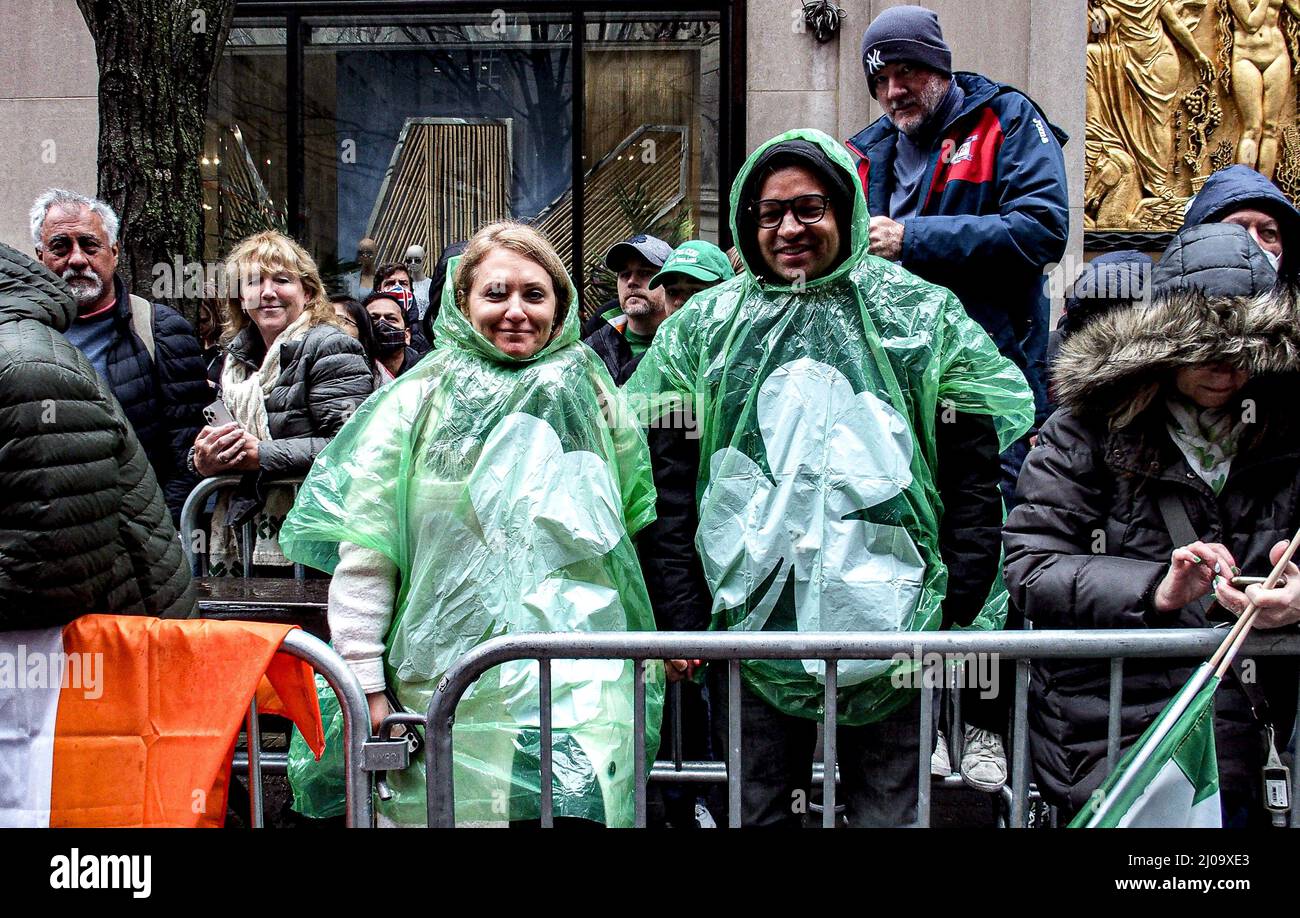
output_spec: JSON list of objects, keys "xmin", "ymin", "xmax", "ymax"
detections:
[
  {"xmin": 281, "ymin": 221, "xmax": 662, "ymax": 826},
  {"xmin": 190, "ymin": 230, "xmax": 373, "ymax": 576}
]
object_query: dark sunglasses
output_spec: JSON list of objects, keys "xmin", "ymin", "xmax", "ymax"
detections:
[{"xmin": 749, "ymin": 194, "xmax": 831, "ymax": 229}]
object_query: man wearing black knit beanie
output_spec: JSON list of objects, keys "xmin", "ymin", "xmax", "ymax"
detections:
[
  {"xmin": 846, "ymin": 4, "xmax": 1070, "ymax": 806},
  {"xmin": 847, "ymin": 5, "xmax": 1068, "ymax": 474}
]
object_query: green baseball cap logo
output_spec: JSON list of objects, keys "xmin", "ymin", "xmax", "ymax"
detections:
[{"xmin": 649, "ymin": 240, "xmax": 735, "ymax": 288}]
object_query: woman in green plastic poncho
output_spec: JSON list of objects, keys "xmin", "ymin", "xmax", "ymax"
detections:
[{"xmin": 280, "ymin": 222, "xmax": 662, "ymax": 827}]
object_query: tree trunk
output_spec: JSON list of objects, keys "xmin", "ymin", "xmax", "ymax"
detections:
[{"xmin": 77, "ymin": 0, "xmax": 235, "ymax": 316}]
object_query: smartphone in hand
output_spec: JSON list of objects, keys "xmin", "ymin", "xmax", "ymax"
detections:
[{"xmin": 203, "ymin": 399, "xmax": 238, "ymax": 428}]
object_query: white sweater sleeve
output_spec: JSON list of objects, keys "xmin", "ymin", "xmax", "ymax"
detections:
[{"xmin": 328, "ymin": 542, "xmax": 398, "ymax": 694}]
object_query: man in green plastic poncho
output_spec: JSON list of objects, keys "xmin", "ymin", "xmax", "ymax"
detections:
[
  {"xmin": 279, "ymin": 222, "xmax": 662, "ymax": 827},
  {"xmin": 625, "ymin": 129, "xmax": 1033, "ymax": 827}
]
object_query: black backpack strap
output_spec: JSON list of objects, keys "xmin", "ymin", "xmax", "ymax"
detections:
[{"xmin": 1154, "ymin": 490, "xmax": 1214, "ymax": 620}]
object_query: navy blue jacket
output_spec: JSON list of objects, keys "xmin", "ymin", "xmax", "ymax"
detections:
[
  {"xmin": 95, "ymin": 275, "xmax": 210, "ymax": 523},
  {"xmin": 1182, "ymin": 164, "xmax": 1300, "ymax": 286},
  {"xmin": 846, "ymin": 72, "xmax": 1069, "ymax": 424}
]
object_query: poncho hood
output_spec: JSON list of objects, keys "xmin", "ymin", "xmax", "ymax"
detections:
[
  {"xmin": 281, "ymin": 257, "xmax": 660, "ymax": 826},
  {"xmin": 431, "ymin": 253, "xmax": 579, "ymax": 366},
  {"xmin": 626, "ymin": 132, "xmax": 1034, "ymax": 725},
  {"xmin": 731, "ymin": 129, "xmax": 868, "ymax": 290}
]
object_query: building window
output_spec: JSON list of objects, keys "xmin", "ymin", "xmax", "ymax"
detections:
[{"xmin": 205, "ymin": 3, "xmax": 736, "ymax": 315}]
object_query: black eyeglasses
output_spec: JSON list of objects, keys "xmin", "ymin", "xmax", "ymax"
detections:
[{"xmin": 749, "ymin": 194, "xmax": 831, "ymax": 228}]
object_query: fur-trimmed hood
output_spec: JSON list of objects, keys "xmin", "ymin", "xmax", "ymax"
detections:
[{"xmin": 1053, "ymin": 286, "xmax": 1300, "ymax": 414}]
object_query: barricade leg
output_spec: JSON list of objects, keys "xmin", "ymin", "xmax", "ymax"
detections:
[
  {"xmin": 1293, "ymin": 668, "xmax": 1300, "ymax": 829},
  {"xmin": 246, "ymin": 700, "xmax": 264, "ymax": 828},
  {"xmin": 279, "ymin": 630, "xmax": 374, "ymax": 828},
  {"xmin": 727, "ymin": 659, "xmax": 741, "ymax": 828},
  {"xmin": 950, "ymin": 661, "xmax": 963, "ymax": 762},
  {"xmin": 1011, "ymin": 659, "xmax": 1030, "ymax": 828},
  {"xmin": 634, "ymin": 659, "xmax": 647, "ymax": 828},
  {"xmin": 540, "ymin": 658, "xmax": 553, "ymax": 828},
  {"xmin": 917, "ymin": 659, "xmax": 934, "ymax": 828},
  {"xmin": 822, "ymin": 660, "xmax": 837, "ymax": 828},
  {"xmin": 1106, "ymin": 658, "xmax": 1123, "ymax": 772},
  {"xmin": 672, "ymin": 681, "xmax": 684, "ymax": 768}
]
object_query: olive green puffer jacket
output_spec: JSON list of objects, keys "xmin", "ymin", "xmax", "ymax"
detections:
[{"xmin": 0, "ymin": 243, "xmax": 195, "ymax": 629}]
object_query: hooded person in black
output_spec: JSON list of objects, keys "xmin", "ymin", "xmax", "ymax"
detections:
[
  {"xmin": 1182, "ymin": 164, "xmax": 1300, "ymax": 288},
  {"xmin": 1006, "ymin": 223, "xmax": 1300, "ymax": 825}
]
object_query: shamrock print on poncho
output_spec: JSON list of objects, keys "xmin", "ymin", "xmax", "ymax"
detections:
[
  {"xmin": 697, "ymin": 358, "xmax": 926, "ymax": 685},
  {"xmin": 396, "ymin": 411, "xmax": 630, "ymax": 723}
]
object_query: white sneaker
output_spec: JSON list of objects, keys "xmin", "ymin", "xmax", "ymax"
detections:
[
  {"xmin": 960, "ymin": 726, "xmax": 1008, "ymax": 792},
  {"xmin": 930, "ymin": 730, "xmax": 953, "ymax": 777},
  {"xmin": 694, "ymin": 803, "xmax": 717, "ymax": 829}
]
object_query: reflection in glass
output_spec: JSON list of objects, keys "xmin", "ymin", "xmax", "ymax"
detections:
[
  {"xmin": 205, "ymin": 10, "xmax": 725, "ymax": 314},
  {"xmin": 204, "ymin": 25, "xmax": 289, "ymax": 262},
  {"xmin": 579, "ymin": 14, "xmax": 721, "ymax": 312},
  {"xmin": 305, "ymin": 16, "xmax": 575, "ymax": 277}
]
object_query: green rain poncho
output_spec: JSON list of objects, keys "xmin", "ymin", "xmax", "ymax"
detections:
[
  {"xmin": 280, "ymin": 262, "xmax": 662, "ymax": 826},
  {"xmin": 624, "ymin": 128, "xmax": 1034, "ymax": 726}
]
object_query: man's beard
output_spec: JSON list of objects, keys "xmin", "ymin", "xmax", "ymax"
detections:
[
  {"xmin": 62, "ymin": 269, "xmax": 105, "ymax": 307},
  {"xmin": 621, "ymin": 293, "xmax": 661, "ymax": 318},
  {"xmin": 889, "ymin": 77, "xmax": 949, "ymax": 137}
]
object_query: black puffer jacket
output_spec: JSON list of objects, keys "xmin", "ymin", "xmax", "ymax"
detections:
[
  {"xmin": 583, "ymin": 321, "xmax": 635, "ymax": 384},
  {"xmin": 1183, "ymin": 164, "xmax": 1300, "ymax": 286},
  {"xmin": 618, "ymin": 351, "xmax": 712, "ymax": 632},
  {"xmin": 0, "ymin": 244, "xmax": 195, "ymax": 628},
  {"xmin": 217, "ymin": 319, "xmax": 374, "ymax": 476},
  {"xmin": 1005, "ymin": 252, "xmax": 1300, "ymax": 815},
  {"xmin": 94, "ymin": 275, "xmax": 210, "ymax": 523}
]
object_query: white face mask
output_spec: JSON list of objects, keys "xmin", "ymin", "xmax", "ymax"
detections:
[{"xmin": 1259, "ymin": 245, "xmax": 1281, "ymax": 273}]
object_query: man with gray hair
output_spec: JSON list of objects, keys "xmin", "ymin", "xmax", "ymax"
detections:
[
  {"xmin": 845, "ymin": 5, "xmax": 1070, "ymax": 799},
  {"xmin": 30, "ymin": 188, "xmax": 209, "ymax": 524}
]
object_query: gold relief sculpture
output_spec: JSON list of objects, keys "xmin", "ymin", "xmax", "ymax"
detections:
[
  {"xmin": 1086, "ymin": 0, "xmax": 1300, "ymax": 230},
  {"xmin": 1219, "ymin": 0, "xmax": 1300, "ymax": 177}
]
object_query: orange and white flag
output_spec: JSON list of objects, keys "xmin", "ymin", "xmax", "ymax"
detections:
[{"xmin": 0, "ymin": 614, "xmax": 324, "ymax": 828}]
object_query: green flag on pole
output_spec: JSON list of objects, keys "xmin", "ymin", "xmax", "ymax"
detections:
[{"xmin": 1071, "ymin": 663, "xmax": 1221, "ymax": 828}]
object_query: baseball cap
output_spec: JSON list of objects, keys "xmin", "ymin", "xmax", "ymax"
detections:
[
  {"xmin": 603, "ymin": 234, "xmax": 673, "ymax": 272},
  {"xmin": 649, "ymin": 240, "xmax": 736, "ymax": 289}
]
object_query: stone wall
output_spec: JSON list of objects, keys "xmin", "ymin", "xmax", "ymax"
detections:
[{"xmin": 0, "ymin": 0, "xmax": 99, "ymax": 253}]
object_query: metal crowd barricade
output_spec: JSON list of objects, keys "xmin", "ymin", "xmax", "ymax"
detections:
[
  {"xmin": 424, "ymin": 629, "xmax": 1300, "ymax": 828},
  {"xmin": 179, "ymin": 475, "xmax": 307, "ymax": 579},
  {"xmin": 235, "ymin": 628, "xmax": 373, "ymax": 828}
]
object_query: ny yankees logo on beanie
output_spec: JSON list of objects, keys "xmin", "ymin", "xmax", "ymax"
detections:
[{"xmin": 860, "ymin": 5, "xmax": 953, "ymax": 98}]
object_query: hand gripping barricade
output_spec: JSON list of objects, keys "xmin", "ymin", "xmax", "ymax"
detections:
[
  {"xmin": 0, "ymin": 615, "xmax": 372, "ymax": 828},
  {"xmin": 419, "ymin": 629, "xmax": 1300, "ymax": 828}
]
